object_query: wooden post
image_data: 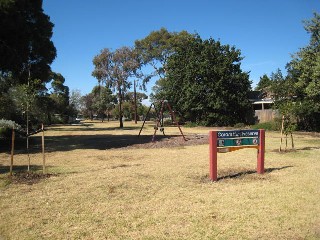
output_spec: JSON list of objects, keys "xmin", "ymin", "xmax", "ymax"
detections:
[
  {"xmin": 166, "ymin": 101, "xmax": 186, "ymax": 141},
  {"xmin": 10, "ymin": 127, "xmax": 15, "ymax": 176},
  {"xmin": 257, "ymin": 129, "xmax": 265, "ymax": 174},
  {"xmin": 209, "ymin": 131, "xmax": 218, "ymax": 181},
  {"xmin": 152, "ymin": 101, "xmax": 165, "ymax": 142},
  {"xmin": 138, "ymin": 103, "xmax": 154, "ymax": 137},
  {"xmin": 42, "ymin": 124, "xmax": 46, "ymax": 174}
]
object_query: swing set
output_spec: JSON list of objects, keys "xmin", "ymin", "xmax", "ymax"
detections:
[{"xmin": 138, "ymin": 100, "xmax": 187, "ymax": 142}]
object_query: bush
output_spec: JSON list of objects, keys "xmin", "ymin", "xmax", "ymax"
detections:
[
  {"xmin": 0, "ymin": 119, "xmax": 22, "ymax": 139},
  {"xmin": 251, "ymin": 120, "xmax": 281, "ymax": 131},
  {"xmin": 184, "ymin": 122, "xmax": 199, "ymax": 128},
  {"xmin": 233, "ymin": 123, "xmax": 246, "ymax": 129},
  {"xmin": 0, "ymin": 119, "xmax": 22, "ymax": 130}
]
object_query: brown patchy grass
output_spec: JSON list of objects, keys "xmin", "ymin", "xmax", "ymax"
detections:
[{"xmin": 0, "ymin": 121, "xmax": 320, "ymax": 239}]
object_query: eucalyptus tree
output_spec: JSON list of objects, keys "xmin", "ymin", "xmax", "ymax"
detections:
[
  {"xmin": 92, "ymin": 47, "xmax": 140, "ymax": 128},
  {"xmin": 135, "ymin": 28, "xmax": 194, "ymax": 80}
]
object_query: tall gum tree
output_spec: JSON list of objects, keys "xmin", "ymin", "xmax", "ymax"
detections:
[
  {"xmin": 92, "ymin": 47, "xmax": 140, "ymax": 128},
  {"xmin": 135, "ymin": 28, "xmax": 194, "ymax": 101}
]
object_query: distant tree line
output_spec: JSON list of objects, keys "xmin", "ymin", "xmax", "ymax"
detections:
[
  {"xmin": 1, "ymin": 0, "xmax": 319, "ymax": 131},
  {"xmin": 92, "ymin": 28, "xmax": 254, "ymax": 127}
]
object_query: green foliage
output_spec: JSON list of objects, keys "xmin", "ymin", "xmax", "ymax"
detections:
[
  {"xmin": 251, "ymin": 120, "xmax": 281, "ymax": 131},
  {"xmin": 92, "ymin": 47, "xmax": 141, "ymax": 127},
  {"xmin": 183, "ymin": 122, "xmax": 199, "ymax": 128},
  {"xmin": 233, "ymin": 122, "xmax": 246, "ymax": 129},
  {"xmin": 135, "ymin": 28, "xmax": 194, "ymax": 80},
  {"xmin": 0, "ymin": 0, "xmax": 74, "ymax": 128},
  {"xmin": 255, "ymin": 74, "xmax": 272, "ymax": 91},
  {"xmin": 284, "ymin": 12, "xmax": 320, "ymax": 131},
  {"xmin": 255, "ymin": 74, "xmax": 272, "ymax": 99},
  {"xmin": 0, "ymin": 119, "xmax": 21, "ymax": 139},
  {"xmin": 0, "ymin": 0, "xmax": 56, "ymax": 84},
  {"xmin": 0, "ymin": 119, "xmax": 21, "ymax": 130},
  {"xmin": 91, "ymin": 85, "xmax": 116, "ymax": 121},
  {"xmin": 154, "ymin": 35, "xmax": 253, "ymax": 126}
]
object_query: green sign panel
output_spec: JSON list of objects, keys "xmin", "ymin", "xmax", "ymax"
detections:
[{"xmin": 217, "ymin": 130, "xmax": 259, "ymax": 147}]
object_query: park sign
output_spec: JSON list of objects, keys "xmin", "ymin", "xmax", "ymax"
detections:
[
  {"xmin": 217, "ymin": 130, "xmax": 260, "ymax": 151},
  {"xmin": 209, "ymin": 129, "xmax": 265, "ymax": 181}
]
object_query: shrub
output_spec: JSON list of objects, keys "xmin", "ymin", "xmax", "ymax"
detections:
[
  {"xmin": 233, "ymin": 123, "xmax": 246, "ymax": 129},
  {"xmin": 184, "ymin": 122, "xmax": 199, "ymax": 128},
  {"xmin": 0, "ymin": 119, "xmax": 21, "ymax": 130},
  {"xmin": 0, "ymin": 119, "xmax": 22, "ymax": 139},
  {"xmin": 251, "ymin": 120, "xmax": 281, "ymax": 131}
]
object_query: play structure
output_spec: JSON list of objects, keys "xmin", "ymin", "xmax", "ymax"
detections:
[{"xmin": 138, "ymin": 100, "xmax": 186, "ymax": 142}]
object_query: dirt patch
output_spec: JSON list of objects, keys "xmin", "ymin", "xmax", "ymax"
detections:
[
  {"xmin": 8, "ymin": 172, "xmax": 56, "ymax": 185},
  {"xmin": 125, "ymin": 134, "xmax": 209, "ymax": 149}
]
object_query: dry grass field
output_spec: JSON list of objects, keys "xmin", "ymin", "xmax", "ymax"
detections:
[{"xmin": 0, "ymin": 121, "xmax": 319, "ymax": 239}]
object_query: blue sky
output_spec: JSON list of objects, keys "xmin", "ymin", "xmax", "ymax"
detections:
[{"xmin": 43, "ymin": 0, "xmax": 319, "ymax": 100}]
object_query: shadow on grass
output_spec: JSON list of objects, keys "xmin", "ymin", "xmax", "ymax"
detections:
[
  {"xmin": 0, "ymin": 164, "xmax": 43, "ymax": 174},
  {"xmin": 0, "ymin": 133, "xmax": 174, "ymax": 153},
  {"xmin": 1, "ymin": 128, "xmax": 185, "ymax": 153},
  {"xmin": 217, "ymin": 166, "xmax": 293, "ymax": 181},
  {"xmin": 48, "ymin": 125, "xmax": 142, "ymax": 132}
]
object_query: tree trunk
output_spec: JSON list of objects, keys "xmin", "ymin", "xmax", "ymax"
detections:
[
  {"xmin": 47, "ymin": 111, "xmax": 52, "ymax": 125},
  {"xmin": 118, "ymin": 87, "xmax": 123, "ymax": 128},
  {"xmin": 134, "ymin": 79, "xmax": 137, "ymax": 124}
]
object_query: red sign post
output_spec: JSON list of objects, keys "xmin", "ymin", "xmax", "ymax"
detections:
[{"xmin": 209, "ymin": 129, "xmax": 265, "ymax": 181}]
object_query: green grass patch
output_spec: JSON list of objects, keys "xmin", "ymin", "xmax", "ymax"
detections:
[{"xmin": 252, "ymin": 121, "xmax": 281, "ymax": 131}]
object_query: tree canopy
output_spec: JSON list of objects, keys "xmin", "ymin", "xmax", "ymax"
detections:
[
  {"xmin": 0, "ymin": 0, "xmax": 78, "ymax": 129},
  {"xmin": 0, "ymin": 0, "xmax": 56, "ymax": 84},
  {"xmin": 92, "ymin": 47, "xmax": 141, "ymax": 127},
  {"xmin": 134, "ymin": 28, "xmax": 194, "ymax": 80},
  {"xmin": 285, "ymin": 12, "xmax": 320, "ymax": 131},
  {"xmin": 153, "ymin": 35, "xmax": 253, "ymax": 126},
  {"xmin": 255, "ymin": 13, "xmax": 320, "ymax": 131}
]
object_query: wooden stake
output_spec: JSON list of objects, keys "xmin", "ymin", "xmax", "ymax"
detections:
[
  {"xmin": 10, "ymin": 127, "xmax": 15, "ymax": 176},
  {"xmin": 42, "ymin": 124, "xmax": 46, "ymax": 174}
]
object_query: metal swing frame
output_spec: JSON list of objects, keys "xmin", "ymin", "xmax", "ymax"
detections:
[{"xmin": 138, "ymin": 100, "xmax": 186, "ymax": 142}]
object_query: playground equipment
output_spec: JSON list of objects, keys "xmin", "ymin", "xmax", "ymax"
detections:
[{"xmin": 138, "ymin": 100, "xmax": 186, "ymax": 142}]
